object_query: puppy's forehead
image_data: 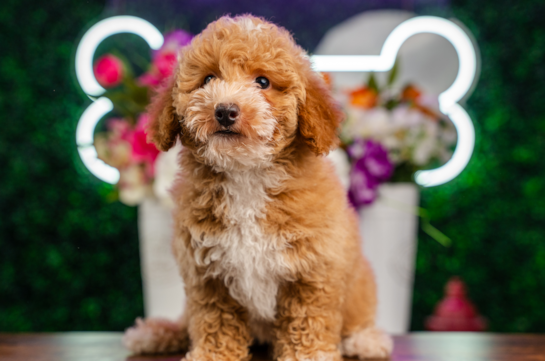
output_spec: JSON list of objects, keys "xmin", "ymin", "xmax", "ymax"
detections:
[
  {"xmin": 203, "ymin": 16, "xmax": 290, "ymax": 47},
  {"xmin": 187, "ymin": 16, "xmax": 303, "ymax": 73}
]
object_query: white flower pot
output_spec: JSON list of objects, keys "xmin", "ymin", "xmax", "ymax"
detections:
[
  {"xmin": 360, "ymin": 183, "xmax": 419, "ymax": 334},
  {"xmin": 138, "ymin": 197, "xmax": 185, "ymax": 318}
]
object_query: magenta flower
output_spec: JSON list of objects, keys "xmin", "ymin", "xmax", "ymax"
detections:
[
  {"xmin": 100, "ymin": 116, "xmax": 160, "ymax": 180},
  {"xmin": 138, "ymin": 73, "xmax": 161, "ymax": 87},
  {"xmin": 131, "ymin": 115, "xmax": 161, "ymax": 177},
  {"xmin": 155, "ymin": 52, "xmax": 178, "ymax": 77},
  {"xmin": 347, "ymin": 139, "xmax": 393, "ymax": 208},
  {"xmin": 94, "ymin": 54, "xmax": 124, "ymax": 88}
]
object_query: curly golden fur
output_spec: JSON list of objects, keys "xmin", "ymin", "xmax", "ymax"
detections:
[{"xmin": 124, "ymin": 15, "xmax": 392, "ymax": 361}]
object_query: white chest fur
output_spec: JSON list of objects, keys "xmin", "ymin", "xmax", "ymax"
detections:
[{"xmin": 189, "ymin": 167, "xmax": 289, "ymax": 321}]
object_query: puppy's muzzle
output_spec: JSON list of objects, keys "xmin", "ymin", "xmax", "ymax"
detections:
[{"xmin": 215, "ymin": 103, "xmax": 239, "ymax": 127}]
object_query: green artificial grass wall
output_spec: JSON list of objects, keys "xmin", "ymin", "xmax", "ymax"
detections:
[
  {"xmin": 411, "ymin": 0, "xmax": 545, "ymax": 332},
  {"xmin": 0, "ymin": 0, "xmax": 143, "ymax": 331}
]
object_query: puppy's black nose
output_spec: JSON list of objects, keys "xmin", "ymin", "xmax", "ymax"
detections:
[{"xmin": 215, "ymin": 103, "xmax": 239, "ymax": 127}]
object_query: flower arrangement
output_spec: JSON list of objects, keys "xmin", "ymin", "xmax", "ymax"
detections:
[
  {"xmin": 93, "ymin": 33, "xmax": 453, "ymax": 211},
  {"xmin": 335, "ymin": 66, "xmax": 457, "ymax": 208},
  {"xmin": 93, "ymin": 30, "xmax": 193, "ymax": 206}
]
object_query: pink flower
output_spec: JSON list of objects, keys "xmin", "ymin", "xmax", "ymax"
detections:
[
  {"xmin": 98, "ymin": 116, "xmax": 160, "ymax": 181},
  {"xmin": 95, "ymin": 116, "xmax": 162, "ymax": 206},
  {"xmin": 94, "ymin": 54, "xmax": 124, "ymax": 88},
  {"xmin": 138, "ymin": 73, "xmax": 161, "ymax": 87},
  {"xmin": 138, "ymin": 30, "xmax": 193, "ymax": 88},
  {"xmin": 155, "ymin": 52, "xmax": 177, "ymax": 77},
  {"xmin": 107, "ymin": 119, "xmax": 131, "ymax": 139},
  {"xmin": 130, "ymin": 115, "xmax": 160, "ymax": 177}
]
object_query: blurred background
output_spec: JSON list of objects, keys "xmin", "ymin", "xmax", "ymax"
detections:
[{"xmin": 1, "ymin": 0, "xmax": 544, "ymax": 333}]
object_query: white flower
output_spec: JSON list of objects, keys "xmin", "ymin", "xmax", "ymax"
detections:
[
  {"xmin": 326, "ymin": 148, "xmax": 351, "ymax": 190},
  {"xmin": 392, "ymin": 105, "xmax": 422, "ymax": 128},
  {"xmin": 441, "ymin": 126, "xmax": 457, "ymax": 145},
  {"xmin": 360, "ymin": 108, "xmax": 391, "ymax": 138},
  {"xmin": 412, "ymin": 138, "xmax": 436, "ymax": 166},
  {"xmin": 418, "ymin": 94, "xmax": 440, "ymax": 111},
  {"xmin": 153, "ymin": 142, "xmax": 183, "ymax": 208},
  {"xmin": 118, "ymin": 165, "xmax": 150, "ymax": 206},
  {"xmin": 439, "ymin": 148, "xmax": 453, "ymax": 163},
  {"xmin": 341, "ymin": 85, "xmax": 456, "ymax": 170},
  {"xmin": 382, "ymin": 135, "xmax": 401, "ymax": 149},
  {"xmin": 423, "ymin": 118, "xmax": 439, "ymax": 139}
]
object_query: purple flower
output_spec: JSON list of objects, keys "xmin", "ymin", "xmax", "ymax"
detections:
[
  {"xmin": 152, "ymin": 30, "xmax": 193, "ymax": 60},
  {"xmin": 347, "ymin": 139, "xmax": 393, "ymax": 208},
  {"xmin": 348, "ymin": 168, "xmax": 379, "ymax": 206}
]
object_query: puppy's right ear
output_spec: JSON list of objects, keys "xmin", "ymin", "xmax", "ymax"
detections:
[{"xmin": 146, "ymin": 75, "xmax": 181, "ymax": 152}]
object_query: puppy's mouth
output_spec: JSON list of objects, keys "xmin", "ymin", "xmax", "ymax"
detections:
[{"xmin": 214, "ymin": 129, "xmax": 241, "ymax": 137}]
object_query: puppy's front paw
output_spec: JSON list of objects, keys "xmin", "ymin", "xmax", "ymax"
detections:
[
  {"xmin": 184, "ymin": 349, "xmax": 249, "ymax": 361},
  {"xmin": 123, "ymin": 317, "xmax": 188, "ymax": 354},
  {"xmin": 279, "ymin": 350, "xmax": 342, "ymax": 361},
  {"xmin": 340, "ymin": 327, "xmax": 392, "ymax": 359}
]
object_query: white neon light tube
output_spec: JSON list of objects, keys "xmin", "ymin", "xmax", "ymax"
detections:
[
  {"xmin": 311, "ymin": 16, "xmax": 478, "ymax": 187},
  {"xmin": 75, "ymin": 16, "xmax": 164, "ymax": 97},
  {"xmin": 74, "ymin": 16, "xmax": 164, "ymax": 183}
]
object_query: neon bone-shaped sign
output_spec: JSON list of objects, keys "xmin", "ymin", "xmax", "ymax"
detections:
[{"xmin": 75, "ymin": 15, "xmax": 478, "ymax": 187}]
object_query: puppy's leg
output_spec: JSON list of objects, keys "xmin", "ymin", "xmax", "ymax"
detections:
[
  {"xmin": 123, "ymin": 314, "xmax": 189, "ymax": 354},
  {"xmin": 274, "ymin": 280, "xmax": 343, "ymax": 361},
  {"xmin": 340, "ymin": 256, "xmax": 392, "ymax": 359},
  {"xmin": 186, "ymin": 279, "xmax": 252, "ymax": 361},
  {"xmin": 340, "ymin": 327, "xmax": 392, "ymax": 360}
]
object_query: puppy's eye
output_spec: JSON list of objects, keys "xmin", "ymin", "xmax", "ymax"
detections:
[
  {"xmin": 255, "ymin": 77, "xmax": 270, "ymax": 89},
  {"xmin": 203, "ymin": 75, "xmax": 215, "ymax": 85}
]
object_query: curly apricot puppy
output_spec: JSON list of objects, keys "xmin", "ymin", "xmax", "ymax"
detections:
[{"xmin": 124, "ymin": 15, "xmax": 392, "ymax": 361}]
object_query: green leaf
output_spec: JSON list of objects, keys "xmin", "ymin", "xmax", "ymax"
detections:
[
  {"xmin": 102, "ymin": 90, "xmax": 146, "ymax": 122},
  {"xmin": 421, "ymin": 219, "xmax": 452, "ymax": 247},
  {"xmin": 367, "ymin": 72, "xmax": 379, "ymax": 92},
  {"xmin": 374, "ymin": 196, "xmax": 452, "ymax": 248},
  {"xmin": 384, "ymin": 99, "xmax": 400, "ymax": 110},
  {"xmin": 387, "ymin": 57, "xmax": 400, "ymax": 86}
]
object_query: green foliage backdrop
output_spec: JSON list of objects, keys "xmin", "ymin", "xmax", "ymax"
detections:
[
  {"xmin": 0, "ymin": 0, "xmax": 143, "ymax": 331},
  {"xmin": 411, "ymin": 0, "xmax": 545, "ymax": 332},
  {"xmin": 1, "ymin": 0, "xmax": 544, "ymax": 332}
]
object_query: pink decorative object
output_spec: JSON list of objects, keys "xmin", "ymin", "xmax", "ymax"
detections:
[
  {"xmin": 94, "ymin": 54, "xmax": 124, "ymax": 88},
  {"xmin": 426, "ymin": 276, "xmax": 487, "ymax": 331}
]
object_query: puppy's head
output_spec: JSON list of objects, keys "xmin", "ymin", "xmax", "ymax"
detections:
[{"xmin": 148, "ymin": 15, "xmax": 343, "ymax": 171}]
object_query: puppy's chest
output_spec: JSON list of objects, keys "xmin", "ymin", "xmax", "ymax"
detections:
[{"xmin": 189, "ymin": 172, "xmax": 289, "ymax": 321}]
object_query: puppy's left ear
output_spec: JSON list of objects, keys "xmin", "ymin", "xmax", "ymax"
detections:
[
  {"xmin": 298, "ymin": 72, "xmax": 344, "ymax": 155},
  {"xmin": 146, "ymin": 75, "xmax": 181, "ymax": 152}
]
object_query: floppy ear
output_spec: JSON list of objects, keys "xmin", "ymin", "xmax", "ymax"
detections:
[
  {"xmin": 146, "ymin": 75, "xmax": 181, "ymax": 152},
  {"xmin": 298, "ymin": 72, "xmax": 344, "ymax": 155}
]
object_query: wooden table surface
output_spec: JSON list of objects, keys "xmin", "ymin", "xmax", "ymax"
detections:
[{"xmin": 1, "ymin": 333, "xmax": 544, "ymax": 361}]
